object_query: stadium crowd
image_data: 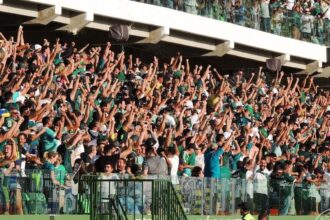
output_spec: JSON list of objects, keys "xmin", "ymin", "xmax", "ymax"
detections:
[
  {"xmin": 135, "ymin": 0, "xmax": 330, "ymax": 45},
  {"xmin": 0, "ymin": 26, "xmax": 329, "ymax": 216}
]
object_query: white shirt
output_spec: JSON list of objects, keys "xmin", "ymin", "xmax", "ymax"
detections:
[
  {"xmin": 254, "ymin": 168, "xmax": 271, "ymax": 195},
  {"xmin": 246, "ymin": 170, "xmax": 254, "ymax": 198},
  {"xmin": 99, "ymin": 173, "xmax": 120, "ymax": 202},
  {"xmin": 260, "ymin": 0, "xmax": 270, "ymax": 18},
  {"xmin": 195, "ymin": 154, "xmax": 205, "ymax": 170},
  {"xmin": 325, "ymin": 170, "xmax": 330, "ymax": 183},
  {"xmin": 168, "ymin": 155, "xmax": 179, "ymax": 176}
]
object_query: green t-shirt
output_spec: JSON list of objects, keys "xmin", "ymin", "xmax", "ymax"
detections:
[
  {"xmin": 41, "ymin": 128, "xmax": 60, "ymax": 152},
  {"xmin": 181, "ymin": 151, "xmax": 196, "ymax": 166},
  {"xmin": 259, "ymin": 127, "xmax": 268, "ymax": 138},
  {"xmin": 42, "ymin": 161, "xmax": 55, "ymax": 171},
  {"xmin": 280, "ymin": 172, "xmax": 295, "ymax": 197},
  {"xmin": 55, "ymin": 164, "xmax": 67, "ymax": 185}
]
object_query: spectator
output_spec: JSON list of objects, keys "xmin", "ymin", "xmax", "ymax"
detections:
[
  {"xmin": 99, "ymin": 162, "xmax": 119, "ymax": 213},
  {"xmin": 191, "ymin": 166, "xmax": 204, "ymax": 177},
  {"xmin": 204, "ymin": 132, "xmax": 234, "ymax": 179},
  {"xmin": 254, "ymin": 158, "xmax": 271, "ymax": 214},
  {"xmin": 143, "ymin": 146, "xmax": 168, "ymax": 176},
  {"xmin": 0, "ymin": 24, "xmax": 329, "ymax": 217},
  {"xmin": 260, "ymin": 0, "xmax": 271, "ymax": 32}
]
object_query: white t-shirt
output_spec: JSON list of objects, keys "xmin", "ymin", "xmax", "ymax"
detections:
[
  {"xmin": 260, "ymin": 0, "xmax": 270, "ymax": 18},
  {"xmin": 195, "ymin": 154, "xmax": 205, "ymax": 170},
  {"xmin": 99, "ymin": 173, "xmax": 120, "ymax": 202},
  {"xmin": 168, "ymin": 155, "xmax": 179, "ymax": 176},
  {"xmin": 246, "ymin": 170, "xmax": 254, "ymax": 199},
  {"xmin": 254, "ymin": 168, "xmax": 271, "ymax": 195},
  {"xmin": 325, "ymin": 170, "xmax": 330, "ymax": 183}
]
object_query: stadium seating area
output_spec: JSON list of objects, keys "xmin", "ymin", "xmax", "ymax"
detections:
[
  {"xmin": 134, "ymin": 0, "xmax": 330, "ymax": 46},
  {"xmin": 0, "ymin": 25, "xmax": 329, "ymax": 217}
]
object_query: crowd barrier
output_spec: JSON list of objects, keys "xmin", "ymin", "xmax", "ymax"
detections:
[{"xmin": 0, "ymin": 170, "xmax": 329, "ymax": 216}]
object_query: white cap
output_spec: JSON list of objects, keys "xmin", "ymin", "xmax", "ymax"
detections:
[{"xmin": 34, "ymin": 44, "xmax": 42, "ymax": 51}]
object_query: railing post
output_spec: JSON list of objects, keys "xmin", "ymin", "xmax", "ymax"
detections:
[
  {"xmin": 167, "ymin": 181, "xmax": 170, "ymax": 220},
  {"xmin": 151, "ymin": 180, "xmax": 154, "ymax": 220}
]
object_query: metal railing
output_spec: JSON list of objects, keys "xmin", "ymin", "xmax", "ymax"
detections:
[
  {"xmin": 78, "ymin": 175, "xmax": 188, "ymax": 220},
  {"xmin": 1, "ymin": 170, "xmax": 330, "ymax": 217}
]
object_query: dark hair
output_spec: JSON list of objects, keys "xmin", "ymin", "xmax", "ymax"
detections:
[
  {"xmin": 284, "ymin": 160, "xmax": 292, "ymax": 169},
  {"xmin": 145, "ymin": 146, "xmax": 155, "ymax": 154},
  {"xmin": 42, "ymin": 116, "xmax": 51, "ymax": 126},
  {"xmin": 117, "ymin": 158, "xmax": 127, "ymax": 164},
  {"xmin": 86, "ymin": 63, "xmax": 93, "ymax": 71},
  {"xmin": 191, "ymin": 166, "xmax": 203, "ymax": 177},
  {"xmin": 258, "ymin": 212, "xmax": 268, "ymax": 220},
  {"xmin": 104, "ymin": 144, "xmax": 114, "ymax": 154},
  {"xmin": 215, "ymin": 133, "xmax": 224, "ymax": 143},
  {"xmin": 168, "ymin": 147, "xmax": 176, "ymax": 155}
]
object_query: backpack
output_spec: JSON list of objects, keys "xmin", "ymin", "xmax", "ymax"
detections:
[{"xmin": 23, "ymin": 192, "xmax": 47, "ymax": 214}]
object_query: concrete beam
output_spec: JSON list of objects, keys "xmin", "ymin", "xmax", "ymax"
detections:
[
  {"xmin": 296, "ymin": 60, "xmax": 322, "ymax": 75},
  {"xmin": 203, "ymin": 41, "xmax": 235, "ymax": 57},
  {"xmin": 57, "ymin": 12, "xmax": 94, "ymax": 35},
  {"xmin": 0, "ymin": 4, "xmax": 38, "ymax": 17},
  {"xmin": 316, "ymin": 66, "xmax": 330, "ymax": 78},
  {"xmin": 24, "ymin": 5, "xmax": 61, "ymax": 25},
  {"xmin": 228, "ymin": 50, "xmax": 306, "ymax": 69},
  {"xmin": 277, "ymin": 54, "xmax": 290, "ymax": 64},
  {"xmin": 162, "ymin": 35, "xmax": 214, "ymax": 50},
  {"xmin": 138, "ymin": 27, "xmax": 169, "ymax": 44}
]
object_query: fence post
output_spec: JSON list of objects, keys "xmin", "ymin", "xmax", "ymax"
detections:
[{"xmin": 167, "ymin": 181, "xmax": 170, "ymax": 220}]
